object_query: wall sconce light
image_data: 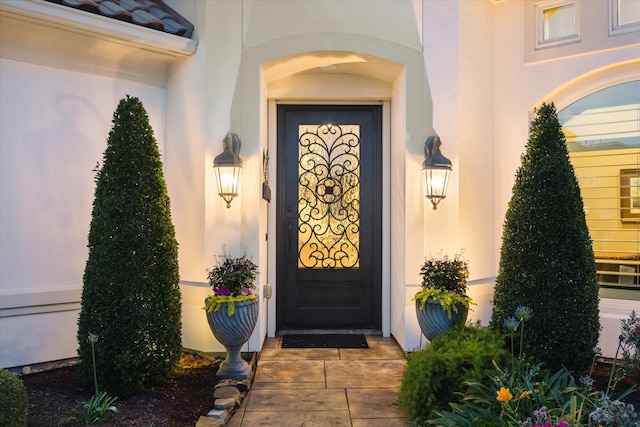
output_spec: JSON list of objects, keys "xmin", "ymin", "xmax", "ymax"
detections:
[
  {"xmin": 422, "ymin": 135, "xmax": 452, "ymax": 210},
  {"xmin": 213, "ymin": 132, "xmax": 243, "ymax": 208}
]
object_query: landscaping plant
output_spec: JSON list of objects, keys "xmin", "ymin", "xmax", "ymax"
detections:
[
  {"xmin": 620, "ymin": 310, "xmax": 640, "ymax": 380},
  {"xmin": 430, "ymin": 307, "xmax": 595, "ymax": 426},
  {"xmin": 77, "ymin": 95, "xmax": 182, "ymax": 395},
  {"xmin": 0, "ymin": 368, "xmax": 28, "ymax": 427},
  {"xmin": 398, "ymin": 324, "xmax": 512, "ymax": 424},
  {"xmin": 413, "ymin": 251, "xmax": 473, "ymax": 318},
  {"xmin": 491, "ymin": 102, "xmax": 600, "ymax": 374},
  {"xmin": 59, "ymin": 333, "xmax": 118, "ymax": 425},
  {"xmin": 203, "ymin": 248, "xmax": 258, "ymax": 315},
  {"xmin": 429, "ymin": 306, "xmax": 639, "ymax": 427}
]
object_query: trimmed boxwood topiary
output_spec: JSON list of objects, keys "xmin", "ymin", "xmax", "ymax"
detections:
[
  {"xmin": 398, "ymin": 324, "xmax": 512, "ymax": 425},
  {"xmin": 77, "ymin": 95, "xmax": 182, "ymax": 395},
  {"xmin": 491, "ymin": 102, "xmax": 600, "ymax": 374},
  {"xmin": 0, "ymin": 369, "xmax": 28, "ymax": 427}
]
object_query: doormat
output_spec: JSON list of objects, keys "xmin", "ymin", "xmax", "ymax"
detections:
[{"xmin": 281, "ymin": 334, "xmax": 368, "ymax": 349}]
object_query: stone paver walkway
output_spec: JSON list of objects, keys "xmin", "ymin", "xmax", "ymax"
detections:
[{"xmin": 226, "ymin": 336, "xmax": 410, "ymax": 427}]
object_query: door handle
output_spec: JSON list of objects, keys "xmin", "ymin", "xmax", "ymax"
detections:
[{"xmin": 287, "ymin": 221, "xmax": 292, "ymax": 256}]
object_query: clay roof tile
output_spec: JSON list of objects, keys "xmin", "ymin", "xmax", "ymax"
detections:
[
  {"xmin": 61, "ymin": 0, "xmax": 99, "ymax": 13},
  {"xmin": 131, "ymin": 9, "xmax": 164, "ymax": 31},
  {"xmin": 97, "ymin": 1, "xmax": 133, "ymax": 23},
  {"xmin": 43, "ymin": 0, "xmax": 193, "ymax": 38},
  {"xmin": 160, "ymin": 17, "xmax": 187, "ymax": 37},
  {"xmin": 118, "ymin": 0, "xmax": 145, "ymax": 12}
]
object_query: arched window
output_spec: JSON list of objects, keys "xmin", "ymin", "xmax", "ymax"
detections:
[{"xmin": 559, "ymin": 80, "xmax": 640, "ymax": 295}]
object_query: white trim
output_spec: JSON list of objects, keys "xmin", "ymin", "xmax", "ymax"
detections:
[
  {"xmin": 609, "ymin": 0, "xmax": 640, "ymax": 36},
  {"xmin": 534, "ymin": 0, "xmax": 581, "ymax": 50},
  {"xmin": 381, "ymin": 100, "xmax": 391, "ymax": 337},
  {"xmin": 267, "ymin": 100, "xmax": 278, "ymax": 337},
  {"xmin": 0, "ymin": 0, "xmax": 197, "ymax": 56},
  {"xmin": 0, "ymin": 287, "xmax": 81, "ymax": 317},
  {"xmin": 539, "ymin": 59, "xmax": 640, "ymax": 111}
]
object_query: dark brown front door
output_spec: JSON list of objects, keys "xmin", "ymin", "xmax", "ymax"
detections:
[{"xmin": 276, "ymin": 105, "xmax": 382, "ymax": 330}]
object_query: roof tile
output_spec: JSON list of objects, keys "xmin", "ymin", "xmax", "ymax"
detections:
[
  {"xmin": 131, "ymin": 9, "xmax": 163, "ymax": 31},
  {"xmin": 44, "ymin": 0, "xmax": 194, "ymax": 38},
  {"xmin": 61, "ymin": 0, "xmax": 99, "ymax": 13},
  {"xmin": 118, "ymin": 0, "xmax": 145, "ymax": 12},
  {"xmin": 161, "ymin": 17, "xmax": 187, "ymax": 37},
  {"xmin": 147, "ymin": 5, "xmax": 171, "ymax": 21},
  {"xmin": 97, "ymin": 1, "xmax": 133, "ymax": 23}
]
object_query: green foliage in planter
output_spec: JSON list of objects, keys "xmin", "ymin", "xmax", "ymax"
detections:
[
  {"xmin": 397, "ymin": 324, "xmax": 512, "ymax": 425},
  {"xmin": 414, "ymin": 252, "xmax": 474, "ymax": 319},
  {"xmin": 491, "ymin": 102, "xmax": 600, "ymax": 374},
  {"xmin": 77, "ymin": 95, "xmax": 182, "ymax": 395},
  {"xmin": 0, "ymin": 369, "xmax": 28, "ymax": 427}
]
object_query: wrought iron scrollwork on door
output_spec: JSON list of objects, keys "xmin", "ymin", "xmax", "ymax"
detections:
[{"xmin": 298, "ymin": 124, "xmax": 360, "ymax": 269}]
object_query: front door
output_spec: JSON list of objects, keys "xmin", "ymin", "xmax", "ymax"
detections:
[{"xmin": 276, "ymin": 105, "xmax": 382, "ymax": 330}]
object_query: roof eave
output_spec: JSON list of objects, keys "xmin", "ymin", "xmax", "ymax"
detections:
[{"xmin": 0, "ymin": 0, "xmax": 197, "ymax": 57}]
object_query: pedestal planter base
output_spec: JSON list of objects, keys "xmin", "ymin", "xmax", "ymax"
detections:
[
  {"xmin": 415, "ymin": 298, "xmax": 468, "ymax": 342},
  {"xmin": 216, "ymin": 347, "xmax": 253, "ymax": 380},
  {"xmin": 205, "ymin": 298, "xmax": 259, "ymax": 380}
]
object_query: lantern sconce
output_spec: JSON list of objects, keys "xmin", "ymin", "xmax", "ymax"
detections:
[
  {"xmin": 213, "ymin": 132, "xmax": 243, "ymax": 208},
  {"xmin": 422, "ymin": 135, "xmax": 452, "ymax": 210}
]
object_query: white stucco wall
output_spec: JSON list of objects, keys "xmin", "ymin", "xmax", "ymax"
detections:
[
  {"xmin": 1, "ymin": 0, "xmax": 637, "ymax": 368},
  {"xmin": 0, "ymin": 0, "xmax": 185, "ymax": 368},
  {"xmin": 0, "ymin": 59, "xmax": 168, "ymax": 367}
]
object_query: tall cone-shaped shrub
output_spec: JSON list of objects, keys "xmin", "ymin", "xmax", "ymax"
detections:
[
  {"xmin": 78, "ymin": 96, "xmax": 181, "ymax": 395},
  {"xmin": 491, "ymin": 102, "xmax": 599, "ymax": 374}
]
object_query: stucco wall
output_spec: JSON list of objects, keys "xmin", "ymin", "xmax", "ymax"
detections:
[
  {"xmin": 1, "ymin": 0, "xmax": 637, "ymax": 369},
  {"xmin": 0, "ymin": 58, "xmax": 168, "ymax": 367}
]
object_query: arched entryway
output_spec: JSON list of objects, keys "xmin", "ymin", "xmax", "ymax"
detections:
[
  {"xmin": 263, "ymin": 54, "xmax": 398, "ymax": 336},
  {"xmin": 237, "ymin": 34, "xmax": 436, "ymax": 349}
]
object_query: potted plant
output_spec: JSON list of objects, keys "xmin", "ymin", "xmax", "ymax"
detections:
[
  {"xmin": 413, "ymin": 252, "xmax": 473, "ymax": 341},
  {"xmin": 203, "ymin": 249, "xmax": 259, "ymax": 379}
]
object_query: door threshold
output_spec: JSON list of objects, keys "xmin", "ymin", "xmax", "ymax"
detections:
[{"xmin": 276, "ymin": 329, "xmax": 382, "ymax": 336}]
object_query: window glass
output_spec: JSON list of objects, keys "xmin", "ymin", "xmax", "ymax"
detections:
[
  {"xmin": 535, "ymin": 1, "xmax": 580, "ymax": 48},
  {"xmin": 560, "ymin": 81, "xmax": 640, "ymax": 292},
  {"xmin": 617, "ymin": 0, "xmax": 640, "ymax": 27},
  {"xmin": 543, "ymin": 4, "xmax": 576, "ymax": 40}
]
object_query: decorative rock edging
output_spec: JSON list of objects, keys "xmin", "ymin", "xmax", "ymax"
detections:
[{"xmin": 195, "ymin": 353, "xmax": 257, "ymax": 427}]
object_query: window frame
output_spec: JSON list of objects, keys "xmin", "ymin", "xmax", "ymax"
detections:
[{"xmin": 535, "ymin": 0, "xmax": 581, "ymax": 50}]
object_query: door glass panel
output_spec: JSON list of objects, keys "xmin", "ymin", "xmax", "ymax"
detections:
[{"xmin": 298, "ymin": 124, "xmax": 360, "ymax": 269}]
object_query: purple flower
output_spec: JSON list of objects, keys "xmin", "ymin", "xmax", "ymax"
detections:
[
  {"xmin": 241, "ymin": 287, "xmax": 254, "ymax": 296},
  {"xmin": 533, "ymin": 406, "xmax": 547, "ymax": 419},
  {"xmin": 215, "ymin": 286, "xmax": 231, "ymax": 296}
]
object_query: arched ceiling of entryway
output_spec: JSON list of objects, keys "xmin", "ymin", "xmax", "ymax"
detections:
[{"xmin": 262, "ymin": 50, "xmax": 404, "ymax": 86}]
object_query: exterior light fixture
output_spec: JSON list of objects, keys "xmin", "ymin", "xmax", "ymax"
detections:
[
  {"xmin": 213, "ymin": 132, "xmax": 243, "ymax": 208},
  {"xmin": 422, "ymin": 135, "xmax": 452, "ymax": 210}
]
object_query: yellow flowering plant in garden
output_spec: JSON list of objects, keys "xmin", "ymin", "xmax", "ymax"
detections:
[{"xmin": 428, "ymin": 307, "xmax": 640, "ymax": 427}]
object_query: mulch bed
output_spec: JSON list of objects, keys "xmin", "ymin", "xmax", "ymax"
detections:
[
  {"xmin": 590, "ymin": 359, "xmax": 639, "ymax": 408},
  {"xmin": 21, "ymin": 353, "xmax": 221, "ymax": 427}
]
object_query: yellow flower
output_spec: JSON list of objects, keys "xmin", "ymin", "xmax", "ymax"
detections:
[
  {"xmin": 496, "ymin": 387, "xmax": 513, "ymax": 402},
  {"xmin": 517, "ymin": 390, "xmax": 532, "ymax": 400}
]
